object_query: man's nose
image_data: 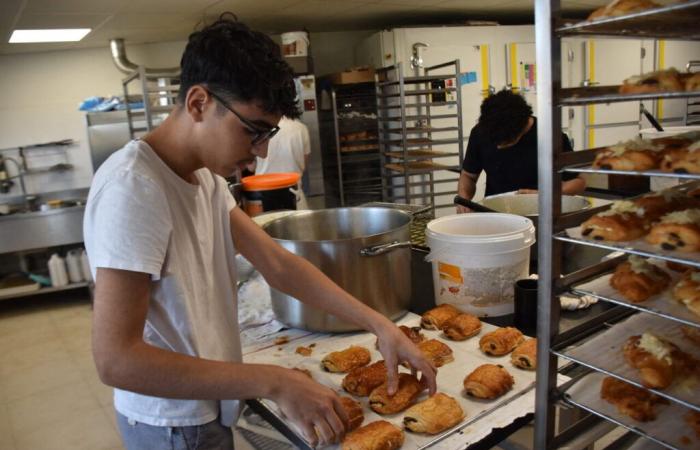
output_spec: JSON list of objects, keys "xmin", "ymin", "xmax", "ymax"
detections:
[{"xmin": 253, "ymin": 140, "xmax": 270, "ymax": 159}]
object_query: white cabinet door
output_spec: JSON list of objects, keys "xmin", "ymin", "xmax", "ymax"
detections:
[
  {"xmin": 652, "ymin": 40, "xmax": 700, "ymax": 126},
  {"xmin": 583, "ymin": 39, "xmax": 643, "ymax": 148}
]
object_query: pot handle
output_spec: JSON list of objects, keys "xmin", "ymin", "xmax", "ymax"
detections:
[{"xmin": 360, "ymin": 240, "xmax": 412, "ymax": 257}]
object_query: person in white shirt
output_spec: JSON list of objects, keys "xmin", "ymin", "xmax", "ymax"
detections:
[
  {"xmin": 84, "ymin": 16, "xmax": 436, "ymax": 450},
  {"xmin": 254, "ymin": 116, "xmax": 310, "ymax": 177}
]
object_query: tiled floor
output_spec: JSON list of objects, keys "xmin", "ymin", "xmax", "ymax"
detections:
[{"xmin": 0, "ymin": 291, "xmax": 121, "ymax": 450}]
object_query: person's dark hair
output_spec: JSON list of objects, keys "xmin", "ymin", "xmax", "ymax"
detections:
[
  {"xmin": 178, "ymin": 15, "xmax": 300, "ymax": 118},
  {"xmin": 478, "ymin": 89, "xmax": 532, "ymax": 146}
]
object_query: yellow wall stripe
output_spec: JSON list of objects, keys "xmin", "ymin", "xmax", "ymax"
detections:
[
  {"xmin": 480, "ymin": 44, "xmax": 490, "ymax": 98},
  {"xmin": 509, "ymin": 43, "xmax": 519, "ymax": 91},
  {"xmin": 656, "ymin": 40, "xmax": 666, "ymax": 120},
  {"xmin": 587, "ymin": 40, "xmax": 596, "ymax": 148}
]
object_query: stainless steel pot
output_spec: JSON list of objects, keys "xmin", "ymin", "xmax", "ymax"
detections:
[{"xmin": 263, "ymin": 207, "xmax": 413, "ymax": 332}]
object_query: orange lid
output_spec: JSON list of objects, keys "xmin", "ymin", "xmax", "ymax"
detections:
[{"xmin": 241, "ymin": 173, "xmax": 301, "ymax": 191}]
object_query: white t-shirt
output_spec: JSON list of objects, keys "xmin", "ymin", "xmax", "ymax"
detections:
[
  {"xmin": 255, "ymin": 117, "xmax": 310, "ymax": 176},
  {"xmin": 83, "ymin": 140, "xmax": 242, "ymax": 427}
]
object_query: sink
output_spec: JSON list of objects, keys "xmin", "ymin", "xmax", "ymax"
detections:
[{"xmin": 0, "ymin": 188, "xmax": 89, "ymax": 254}]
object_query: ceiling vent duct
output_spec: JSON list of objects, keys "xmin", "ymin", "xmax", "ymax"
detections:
[{"xmin": 109, "ymin": 38, "xmax": 179, "ymax": 74}]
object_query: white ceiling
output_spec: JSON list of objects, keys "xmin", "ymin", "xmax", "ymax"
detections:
[{"xmin": 0, "ymin": 0, "xmax": 617, "ymax": 55}]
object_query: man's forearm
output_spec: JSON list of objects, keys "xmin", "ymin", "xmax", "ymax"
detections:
[
  {"xmin": 458, "ymin": 171, "xmax": 477, "ymax": 199},
  {"xmin": 562, "ymin": 177, "xmax": 586, "ymax": 195}
]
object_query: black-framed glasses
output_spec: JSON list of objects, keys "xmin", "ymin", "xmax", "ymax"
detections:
[{"xmin": 206, "ymin": 90, "xmax": 280, "ymax": 146}]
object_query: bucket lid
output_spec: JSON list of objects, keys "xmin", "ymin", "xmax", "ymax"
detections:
[{"xmin": 242, "ymin": 173, "xmax": 300, "ymax": 191}]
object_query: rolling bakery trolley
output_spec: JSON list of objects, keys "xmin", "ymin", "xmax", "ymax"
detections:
[{"xmin": 534, "ymin": 1, "xmax": 700, "ymax": 449}]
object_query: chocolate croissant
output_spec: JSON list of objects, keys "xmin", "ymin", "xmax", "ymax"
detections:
[
  {"xmin": 442, "ymin": 313, "xmax": 482, "ymax": 341},
  {"xmin": 610, "ymin": 256, "xmax": 671, "ymax": 303},
  {"xmin": 511, "ymin": 338, "xmax": 537, "ymax": 370},
  {"xmin": 673, "ymin": 270, "xmax": 700, "ymax": 318},
  {"xmin": 646, "ymin": 209, "xmax": 700, "ymax": 252},
  {"xmin": 581, "ymin": 200, "xmax": 650, "ymax": 242},
  {"xmin": 421, "ymin": 304, "xmax": 460, "ymax": 330},
  {"xmin": 369, "ymin": 373, "xmax": 424, "ymax": 415},
  {"xmin": 403, "ymin": 393, "xmax": 465, "ymax": 435},
  {"xmin": 339, "ymin": 396, "xmax": 364, "ymax": 432},
  {"xmin": 342, "ymin": 420, "xmax": 404, "ymax": 450},
  {"xmin": 416, "ymin": 339, "xmax": 454, "ymax": 367},
  {"xmin": 600, "ymin": 376, "xmax": 668, "ymax": 422},
  {"xmin": 463, "ymin": 364, "xmax": 514, "ymax": 399},
  {"xmin": 322, "ymin": 346, "xmax": 371, "ymax": 373},
  {"xmin": 479, "ymin": 327, "xmax": 524, "ymax": 356},
  {"xmin": 376, "ymin": 325, "xmax": 425, "ymax": 349},
  {"xmin": 623, "ymin": 333, "xmax": 695, "ymax": 389},
  {"xmin": 342, "ymin": 361, "xmax": 388, "ymax": 397}
]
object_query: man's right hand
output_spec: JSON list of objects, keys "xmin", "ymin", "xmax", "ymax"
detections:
[
  {"xmin": 270, "ymin": 367, "xmax": 349, "ymax": 447},
  {"xmin": 456, "ymin": 204, "xmax": 473, "ymax": 214}
]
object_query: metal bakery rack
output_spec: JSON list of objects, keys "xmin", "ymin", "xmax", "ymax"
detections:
[
  {"xmin": 375, "ymin": 61, "xmax": 465, "ymax": 216},
  {"xmin": 535, "ymin": 1, "xmax": 700, "ymax": 449}
]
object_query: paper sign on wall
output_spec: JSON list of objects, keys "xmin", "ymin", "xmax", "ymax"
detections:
[
  {"xmin": 458, "ymin": 72, "xmax": 477, "ymax": 85},
  {"xmin": 520, "ymin": 63, "xmax": 536, "ymax": 93}
]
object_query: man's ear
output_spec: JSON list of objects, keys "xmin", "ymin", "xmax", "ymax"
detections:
[{"xmin": 185, "ymin": 85, "xmax": 210, "ymax": 122}]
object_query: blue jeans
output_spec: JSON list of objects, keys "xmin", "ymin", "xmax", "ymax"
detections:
[{"xmin": 116, "ymin": 411, "xmax": 234, "ymax": 450}]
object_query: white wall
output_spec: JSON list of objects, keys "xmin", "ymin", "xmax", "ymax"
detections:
[
  {"xmin": 0, "ymin": 40, "xmax": 185, "ymax": 199},
  {"xmin": 0, "ymin": 30, "xmax": 373, "ymax": 200}
]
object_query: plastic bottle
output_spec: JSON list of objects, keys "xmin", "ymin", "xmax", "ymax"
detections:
[
  {"xmin": 66, "ymin": 249, "xmax": 84, "ymax": 283},
  {"xmin": 48, "ymin": 254, "xmax": 68, "ymax": 287},
  {"xmin": 80, "ymin": 250, "xmax": 93, "ymax": 282}
]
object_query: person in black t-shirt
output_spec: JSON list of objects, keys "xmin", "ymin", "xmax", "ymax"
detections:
[{"xmin": 457, "ymin": 90, "xmax": 585, "ymax": 213}]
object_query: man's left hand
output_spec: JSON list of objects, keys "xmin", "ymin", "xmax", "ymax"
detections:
[
  {"xmin": 375, "ymin": 324, "xmax": 437, "ymax": 396},
  {"xmin": 517, "ymin": 188, "xmax": 538, "ymax": 194}
]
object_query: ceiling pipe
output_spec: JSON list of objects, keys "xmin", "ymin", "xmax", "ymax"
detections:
[{"xmin": 109, "ymin": 38, "xmax": 179, "ymax": 74}]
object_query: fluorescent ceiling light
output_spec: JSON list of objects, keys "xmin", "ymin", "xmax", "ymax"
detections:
[{"xmin": 9, "ymin": 29, "xmax": 91, "ymax": 43}]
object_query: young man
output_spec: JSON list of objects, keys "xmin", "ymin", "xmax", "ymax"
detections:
[
  {"xmin": 84, "ymin": 18, "xmax": 436, "ymax": 450},
  {"xmin": 456, "ymin": 90, "xmax": 586, "ymax": 213}
]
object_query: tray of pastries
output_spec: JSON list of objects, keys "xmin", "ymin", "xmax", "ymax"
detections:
[
  {"xmin": 243, "ymin": 311, "xmax": 538, "ymax": 449},
  {"xmin": 559, "ymin": 313, "xmax": 700, "ymax": 410},
  {"xmin": 565, "ymin": 188, "xmax": 700, "ymax": 266},
  {"xmin": 573, "ymin": 256, "xmax": 700, "ymax": 327},
  {"xmin": 582, "ymin": 132, "xmax": 700, "ymax": 177},
  {"xmin": 564, "ymin": 371, "xmax": 699, "ymax": 450}
]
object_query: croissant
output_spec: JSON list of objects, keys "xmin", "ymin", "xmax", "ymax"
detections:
[
  {"xmin": 646, "ymin": 209, "xmax": 700, "ymax": 252},
  {"xmin": 580, "ymin": 203, "xmax": 649, "ymax": 241},
  {"xmin": 511, "ymin": 338, "xmax": 537, "ymax": 370},
  {"xmin": 342, "ymin": 420, "xmax": 404, "ymax": 450},
  {"xmin": 369, "ymin": 373, "xmax": 424, "ymax": 415},
  {"xmin": 322, "ymin": 346, "xmax": 371, "ymax": 373},
  {"xmin": 673, "ymin": 271, "xmax": 700, "ymax": 318},
  {"xmin": 416, "ymin": 339, "xmax": 454, "ymax": 367},
  {"xmin": 623, "ymin": 333, "xmax": 695, "ymax": 389},
  {"xmin": 463, "ymin": 364, "xmax": 514, "ymax": 399},
  {"xmin": 600, "ymin": 376, "xmax": 668, "ymax": 422},
  {"xmin": 339, "ymin": 396, "xmax": 364, "ymax": 432},
  {"xmin": 442, "ymin": 313, "xmax": 482, "ymax": 341},
  {"xmin": 610, "ymin": 256, "xmax": 671, "ymax": 303},
  {"xmin": 479, "ymin": 327, "xmax": 524, "ymax": 356},
  {"xmin": 403, "ymin": 393, "xmax": 465, "ymax": 434},
  {"xmin": 342, "ymin": 361, "xmax": 388, "ymax": 397},
  {"xmin": 421, "ymin": 304, "xmax": 461, "ymax": 330}
]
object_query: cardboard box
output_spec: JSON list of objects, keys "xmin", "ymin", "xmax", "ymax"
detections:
[{"xmin": 329, "ymin": 66, "xmax": 375, "ymax": 85}]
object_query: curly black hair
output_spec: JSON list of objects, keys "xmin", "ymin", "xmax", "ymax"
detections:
[
  {"xmin": 178, "ymin": 15, "xmax": 300, "ymax": 118},
  {"xmin": 478, "ymin": 89, "xmax": 532, "ymax": 146}
]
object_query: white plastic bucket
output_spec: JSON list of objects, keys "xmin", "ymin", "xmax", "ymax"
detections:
[
  {"xmin": 281, "ymin": 31, "xmax": 309, "ymax": 57},
  {"xmin": 426, "ymin": 213, "xmax": 536, "ymax": 317}
]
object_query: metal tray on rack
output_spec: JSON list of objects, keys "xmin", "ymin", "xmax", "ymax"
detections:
[
  {"xmin": 377, "ymin": 87, "xmax": 457, "ymax": 98},
  {"xmin": 384, "ymin": 150, "xmax": 459, "ymax": 160},
  {"xmin": 381, "ymin": 138, "xmax": 461, "ymax": 148},
  {"xmin": 562, "ymin": 371, "xmax": 697, "ymax": 450},
  {"xmin": 385, "ymin": 161, "xmax": 458, "ymax": 174},
  {"xmin": 572, "ymin": 261, "xmax": 700, "ymax": 329},
  {"xmin": 562, "ymin": 164, "xmax": 700, "ymax": 181},
  {"xmin": 554, "ymin": 313, "xmax": 700, "ymax": 411},
  {"xmin": 558, "ymin": 86, "xmax": 700, "ymax": 106},
  {"xmin": 557, "ymin": 226, "xmax": 700, "ymax": 269},
  {"xmin": 557, "ymin": 0, "xmax": 700, "ymax": 40}
]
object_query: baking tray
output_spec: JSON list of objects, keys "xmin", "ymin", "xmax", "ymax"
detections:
[
  {"xmin": 243, "ymin": 313, "xmax": 538, "ymax": 449},
  {"xmin": 559, "ymin": 226, "xmax": 700, "ymax": 269},
  {"xmin": 556, "ymin": 313, "xmax": 700, "ymax": 411},
  {"xmin": 572, "ymin": 261, "xmax": 700, "ymax": 329},
  {"xmin": 563, "ymin": 371, "xmax": 698, "ymax": 450}
]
